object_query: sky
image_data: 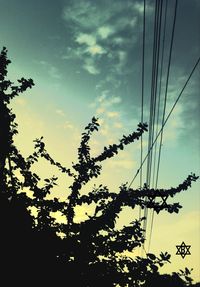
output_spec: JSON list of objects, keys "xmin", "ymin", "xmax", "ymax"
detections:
[{"xmin": 0, "ymin": 0, "xmax": 200, "ymax": 282}]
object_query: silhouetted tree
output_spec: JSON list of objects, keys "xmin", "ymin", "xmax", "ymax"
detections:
[{"xmin": 0, "ymin": 47, "xmax": 199, "ymax": 286}]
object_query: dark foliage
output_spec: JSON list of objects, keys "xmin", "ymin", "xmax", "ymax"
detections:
[{"xmin": 0, "ymin": 47, "xmax": 199, "ymax": 286}]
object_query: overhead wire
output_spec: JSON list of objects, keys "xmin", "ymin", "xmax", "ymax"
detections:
[
  {"xmin": 147, "ymin": 0, "xmax": 178, "ymax": 252},
  {"xmin": 147, "ymin": 0, "xmax": 163, "ymax": 188},
  {"xmin": 135, "ymin": 54, "xmax": 200, "ymax": 254},
  {"xmin": 142, "ymin": 0, "xmax": 163, "ymax": 248},
  {"xmin": 146, "ymin": 0, "xmax": 163, "ymax": 248},
  {"xmin": 146, "ymin": 0, "xmax": 159, "ymax": 188},
  {"xmin": 128, "ymin": 0, "xmax": 200, "ymax": 257},
  {"xmin": 151, "ymin": 1, "xmax": 164, "ymax": 189},
  {"xmin": 148, "ymin": 0, "xmax": 169, "ymax": 252},
  {"xmin": 139, "ymin": 0, "xmax": 146, "ymax": 219},
  {"xmin": 155, "ymin": 0, "xmax": 178, "ymax": 189},
  {"xmin": 141, "ymin": 0, "xmax": 158, "ymax": 248},
  {"xmin": 129, "ymin": 55, "xmax": 200, "ymax": 189}
]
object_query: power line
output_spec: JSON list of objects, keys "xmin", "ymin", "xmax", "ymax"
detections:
[
  {"xmin": 142, "ymin": 0, "xmax": 163, "ymax": 247},
  {"xmin": 155, "ymin": 0, "xmax": 178, "ymax": 189},
  {"xmin": 142, "ymin": 0, "xmax": 159, "ymax": 247},
  {"xmin": 145, "ymin": 0, "xmax": 164, "ymax": 251},
  {"xmin": 139, "ymin": 0, "xmax": 146, "ymax": 220},
  {"xmin": 148, "ymin": 0, "xmax": 163, "ymax": 188},
  {"xmin": 152, "ymin": 2, "xmax": 166, "ymax": 189},
  {"xmin": 132, "ymin": 0, "xmax": 198, "ymax": 255},
  {"xmin": 129, "ymin": 55, "xmax": 200, "ymax": 188},
  {"xmin": 148, "ymin": 0, "xmax": 169, "ymax": 253},
  {"xmin": 148, "ymin": 0, "xmax": 178, "ymax": 252}
]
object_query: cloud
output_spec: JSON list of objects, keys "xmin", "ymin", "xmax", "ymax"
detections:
[
  {"xmin": 61, "ymin": 0, "xmax": 146, "ymax": 80},
  {"xmin": 108, "ymin": 159, "xmax": 135, "ymax": 170},
  {"xmin": 133, "ymin": 2, "xmax": 144, "ymax": 14},
  {"xmin": 87, "ymin": 91, "xmax": 131, "ymax": 171},
  {"xmin": 76, "ymin": 33, "xmax": 96, "ymax": 46},
  {"xmin": 135, "ymin": 70, "xmax": 199, "ymax": 150},
  {"xmin": 63, "ymin": 0, "xmax": 111, "ymax": 29},
  {"xmin": 56, "ymin": 109, "xmax": 65, "ymax": 117},
  {"xmin": 99, "ymin": 124, "xmax": 109, "ymax": 136},
  {"xmin": 63, "ymin": 121, "xmax": 74, "ymax": 130},
  {"xmin": 106, "ymin": 149, "xmax": 137, "ymax": 171},
  {"xmin": 96, "ymin": 107, "xmax": 105, "ymax": 114},
  {"xmin": 73, "ymin": 32, "xmax": 106, "ymax": 73},
  {"xmin": 86, "ymin": 44, "xmax": 105, "ymax": 56},
  {"xmin": 55, "ymin": 109, "xmax": 76, "ymax": 130},
  {"xmin": 39, "ymin": 60, "xmax": 47, "ymax": 65},
  {"xmin": 114, "ymin": 122, "xmax": 123, "ymax": 129},
  {"xmin": 159, "ymin": 71, "xmax": 200, "ymax": 145},
  {"xmin": 163, "ymin": 104, "xmax": 183, "ymax": 144},
  {"xmin": 48, "ymin": 66, "xmax": 61, "ymax": 79},
  {"xmin": 94, "ymin": 93, "xmax": 122, "ymax": 108},
  {"xmin": 61, "ymin": 0, "xmax": 155, "ymax": 84},
  {"xmin": 35, "ymin": 60, "xmax": 62, "ymax": 80},
  {"xmin": 76, "ymin": 33, "xmax": 105, "ymax": 56},
  {"xmin": 98, "ymin": 91, "xmax": 109, "ymax": 103},
  {"xmin": 83, "ymin": 58, "xmax": 100, "ymax": 74},
  {"xmin": 89, "ymin": 91, "xmax": 123, "ymax": 125},
  {"xmin": 133, "ymin": 1, "xmax": 154, "ymax": 15},
  {"xmin": 107, "ymin": 111, "xmax": 119, "ymax": 118},
  {"xmin": 14, "ymin": 97, "xmax": 27, "ymax": 106},
  {"xmin": 98, "ymin": 26, "xmax": 114, "ymax": 39},
  {"xmin": 110, "ymin": 96, "xmax": 122, "ymax": 104}
]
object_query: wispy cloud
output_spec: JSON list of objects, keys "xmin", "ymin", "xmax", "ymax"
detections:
[
  {"xmin": 76, "ymin": 33, "xmax": 106, "ymax": 56},
  {"xmin": 106, "ymin": 150, "xmax": 137, "ymax": 170},
  {"xmin": 14, "ymin": 97, "xmax": 27, "ymax": 107},
  {"xmin": 76, "ymin": 33, "xmax": 96, "ymax": 46},
  {"xmin": 56, "ymin": 109, "xmax": 65, "ymax": 117},
  {"xmin": 83, "ymin": 58, "xmax": 100, "ymax": 75},
  {"xmin": 161, "ymin": 70, "xmax": 200, "ymax": 144},
  {"xmin": 48, "ymin": 66, "xmax": 61, "ymax": 79},
  {"xmin": 61, "ymin": 0, "xmax": 149, "ymax": 81},
  {"xmin": 133, "ymin": 1, "xmax": 153, "ymax": 15},
  {"xmin": 87, "ymin": 89, "xmax": 140, "ymax": 172},
  {"xmin": 55, "ymin": 109, "xmax": 76, "ymax": 131},
  {"xmin": 36, "ymin": 60, "xmax": 62, "ymax": 80},
  {"xmin": 107, "ymin": 111, "xmax": 119, "ymax": 118},
  {"xmin": 162, "ymin": 104, "xmax": 183, "ymax": 145},
  {"xmin": 98, "ymin": 26, "xmax": 114, "ymax": 39},
  {"xmin": 62, "ymin": 0, "xmax": 112, "ymax": 30},
  {"xmin": 60, "ymin": 0, "xmax": 197, "ymax": 169},
  {"xmin": 63, "ymin": 121, "xmax": 74, "ymax": 130}
]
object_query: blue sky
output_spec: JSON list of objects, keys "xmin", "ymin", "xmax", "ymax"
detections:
[{"xmin": 0, "ymin": 0, "xmax": 200, "ymax": 282}]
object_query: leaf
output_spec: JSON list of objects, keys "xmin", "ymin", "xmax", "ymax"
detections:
[
  {"xmin": 185, "ymin": 267, "xmax": 190, "ymax": 275},
  {"xmin": 151, "ymin": 264, "xmax": 158, "ymax": 272},
  {"xmin": 147, "ymin": 253, "xmax": 156, "ymax": 260}
]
